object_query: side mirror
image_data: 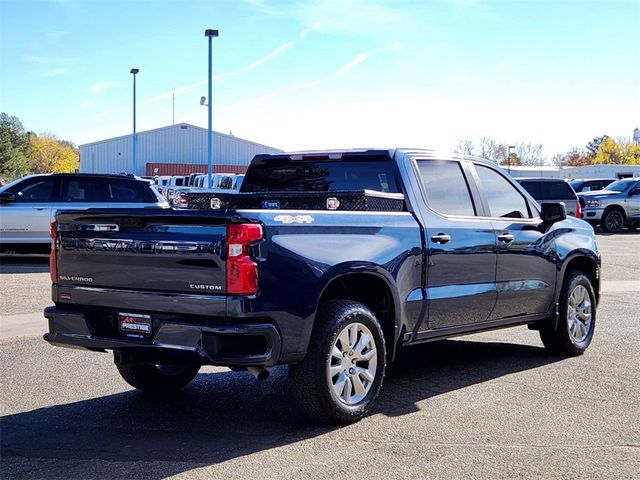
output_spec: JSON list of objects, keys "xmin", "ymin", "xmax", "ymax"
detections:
[
  {"xmin": 629, "ymin": 188, "xmax": 640, "ymax": 196},
  {"xmin": 0, "ymin": 192, "xmax": 15, "ymax": 204},
  {"xmin": 540, "ymin": 202, "xmax": 567, "ymax": 224}
]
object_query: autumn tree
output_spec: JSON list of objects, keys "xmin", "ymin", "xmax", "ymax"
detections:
[
  {"xmin": 0, "ymin": 112, "xmax": 30, "ymax": 179},
  {"xmin": 593, "ymin": 137, "xmax": 640, "ymax": 165},
  {"xmin": 29, "ymin": 134, "xmax": 79, "ymax": 173}
]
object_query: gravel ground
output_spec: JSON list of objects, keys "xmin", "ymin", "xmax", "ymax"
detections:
[{"xmin": 1, "ymin": 231, "xmax": 638, "ymax": 479}]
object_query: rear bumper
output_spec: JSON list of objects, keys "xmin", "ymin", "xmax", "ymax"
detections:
[{"xmin": 44, "ymin": 306, "xmax": 282, "ymax": 367}]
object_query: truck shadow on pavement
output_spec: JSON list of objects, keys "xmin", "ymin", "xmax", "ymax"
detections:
[{"xmin": 1, "ymin": 339, "xmax": 564, "ymax": 478}]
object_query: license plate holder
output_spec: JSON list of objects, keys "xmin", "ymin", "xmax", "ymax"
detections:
[{"xmin": 118, "ymin": 312, "xmax": 152, "ymax": 337}]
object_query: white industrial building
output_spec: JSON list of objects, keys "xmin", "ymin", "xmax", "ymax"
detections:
[
  {"xmin": 502, "ymin": 164, "xmax": 640, "ymax": 179},
  {"xmin": 79, "ymin": 123, "xmax": 283, "ymax": 177}
]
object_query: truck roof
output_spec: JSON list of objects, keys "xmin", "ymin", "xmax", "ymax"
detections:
[{"xmin": 252, "ymin": 148, "xmax": 498, "ymax": 168}]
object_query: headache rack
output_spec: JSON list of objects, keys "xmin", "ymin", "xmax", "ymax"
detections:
[{"xmin": 181, "ymin": 190, "xmax": 405, "ymax": 212}]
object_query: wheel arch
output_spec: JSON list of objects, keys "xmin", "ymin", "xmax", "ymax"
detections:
[
  {"xmin": 316, "ymin": 268, "xmax": 402, "ymax": 362},
  {"xmin": 603, "ymin": 204, "xmax": 627, "ymax": 221},
  {"xmin": 557, "ymin": 252, "xmax": 600, "ymax": 308}
]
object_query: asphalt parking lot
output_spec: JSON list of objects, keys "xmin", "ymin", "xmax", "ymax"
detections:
[{"xmin": 1, "ymin": 231, "xmax": 639, "ymax": 479}]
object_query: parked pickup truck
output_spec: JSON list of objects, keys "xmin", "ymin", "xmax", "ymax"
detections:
[
  {"xmin": 578, "ymin": 177, "xmax": 640, "ymax": 233},
  {"xmin": 44, "ymin": 149, "xmax": 601, "ymax": 423}
]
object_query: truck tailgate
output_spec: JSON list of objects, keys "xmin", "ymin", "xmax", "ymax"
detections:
[{"xmin": 55, "ymin": 210, "xmax": 231, "ymax": 295}]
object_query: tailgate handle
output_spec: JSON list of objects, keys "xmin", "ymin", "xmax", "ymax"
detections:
[{"xmin": 78, "ymin": 224, "xmax": 120, "ymax": 232}]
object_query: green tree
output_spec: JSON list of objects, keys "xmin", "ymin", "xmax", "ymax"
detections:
[
  {"xmin": 586, "ymin": 135, "xmax": 609, "ymax": 157},
  {"xmin": 0, "ymin": 113, "xmax": 31, "ymax": 179}
]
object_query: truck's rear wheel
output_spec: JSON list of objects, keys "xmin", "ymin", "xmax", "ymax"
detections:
[
  {"xmin": 540, "ymin": 271, "xmax": 596, "ymax": 355},
  {"xmin": 116, "ymin": 363, "xmax": 200, "ymax": 393},
  {"xmin": 289, "ymin": 299, "xmax": 386, "ymax": 423}
]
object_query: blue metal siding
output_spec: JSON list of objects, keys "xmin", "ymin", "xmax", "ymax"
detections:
[{"xmin": 80, "ymin": 124, "xmax": 282, "ymax": 175}]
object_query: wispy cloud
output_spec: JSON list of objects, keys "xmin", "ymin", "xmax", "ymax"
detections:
[
  {"xmin": 88, "ymin": 80, "xmax": 117, "ymax": 94},
  {"xmin": 333, "ymin": 41, "xmax": 402, "ymax": 77},
  {"xmin": 23, "ymin": 55, "xmax": 70, "ymax": 77},
  {"xmin": 242, "ymin": 42, "xmax": 294, "ymax": 71},
  {"xmin": 48, "ymin": 30, "xmax": 68, "ymax": 41},
  {"xmin": 23, "ymin": 55, "xmax": 65, "ymax": 64},
  {"xmin": 300, "ymin": 22, "xmax": 321, "ymax": 40},
  {"xmin": 219, "ymin": 80, "xmax": 323, "ymax": 113},
  {"xmin": 294, "ymin": 1, "xmax": 407, "ymax": 34},
  {"xmin": 218, "ymin": 40, "xmax": 402, "ymax": 113},
  {"xmin": 43, "ymin": 67, "xmax": 69, "ymax": 77},
  {"xmin": 138, "ymin": 25, "xmax": 314, "ymax": 107}
]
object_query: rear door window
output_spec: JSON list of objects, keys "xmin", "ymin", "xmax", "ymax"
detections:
[
  {"xmin": 476, "ymin": 166, "xmax": 532, "ymax": 219},
  {"xmin": 417, "ymin": 160, "xmax": 476, "ymax": 216},
  {"xmin": 60, "ymin": 177, "xmax": 95, "ymax": 203},
  {"xmin": 104, "ymin": 178, "xmax": 157, "ymax": 203}
]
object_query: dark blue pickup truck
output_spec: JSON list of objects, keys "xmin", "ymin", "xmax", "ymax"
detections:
[{"xmin": 44, "ymin": 149, "xmax": 600, "ymax": 423}]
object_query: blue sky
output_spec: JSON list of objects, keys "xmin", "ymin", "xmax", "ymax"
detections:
[{"xmin": 1, "ymin": 0, "xmax": 638, "ymax": 157}]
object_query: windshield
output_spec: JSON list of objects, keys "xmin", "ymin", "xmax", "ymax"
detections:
[
  {"xmin": 569, "ymin": 180, "xmax": 582, "ymax": 190},
  {"xmin": 604, "ymin": 179, "xmax": 634, "ymax": 192}
]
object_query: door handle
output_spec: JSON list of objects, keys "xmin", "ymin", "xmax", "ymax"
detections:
[
  {"xmin": 32, "ymin": 207, "xmax": 46, "ymax": 211},
  {"xmin": 497, "ymin": 232, "xmax": 514, "ymax": 243},
  {"xmin": 431, "ymin": 233, "xmax": 451, "ymax": 244}
]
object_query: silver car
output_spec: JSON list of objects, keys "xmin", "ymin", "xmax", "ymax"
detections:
[{"xmin": 0, "ymin": 173, "xmax": 167, "ymax": 250}]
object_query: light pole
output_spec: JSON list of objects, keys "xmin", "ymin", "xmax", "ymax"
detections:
[
  {"xmin": 508, "ymin": 145, "xmax": 515, "ymax": 174},
  {"xmin": 130, "ymin": 68, "xmax": 139, "ymax": 175},
  {"xmin": 205, "ymin": 29, "xmax": 219, "ymax": 188}
]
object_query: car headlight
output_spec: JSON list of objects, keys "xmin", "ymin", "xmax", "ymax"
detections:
[{"xmin": 585, "ymin": 199, "xmax": 601, "ymax": 208}]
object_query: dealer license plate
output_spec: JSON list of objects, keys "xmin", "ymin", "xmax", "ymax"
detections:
[{"xmin": 119, "ymin": 312, "xmax": 152, "ymax": 337}]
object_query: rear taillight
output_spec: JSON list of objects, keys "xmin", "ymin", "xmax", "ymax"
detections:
[
  {"xmin": 576, "ymin": 201, "xmax": 582, "ymax": 219},
  {"xmin": 178, "ymin": 191, "xmax": 189, "ymax": 208},
  {"xmin": 50, "ymin": 221, "xmax": 58, "ymax": 283},
  {"xmin": 226, "ymin": 223, "xmax": 263, "ymax": 295}
]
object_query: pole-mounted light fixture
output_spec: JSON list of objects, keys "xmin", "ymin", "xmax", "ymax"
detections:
[
  {"xmin": 130, "ymin": 68, "xmax": 140, "ymax": 175},
  {"xmin": 205, "ymin": 29, "xmax": 219, "ymax": 188}
]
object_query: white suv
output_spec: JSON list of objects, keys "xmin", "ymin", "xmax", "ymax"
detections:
[{"xmin": 0, "ymin": 173, "xmax": 167, "ymax": 250}]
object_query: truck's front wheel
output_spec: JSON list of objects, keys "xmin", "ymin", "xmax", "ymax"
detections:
[
  {"xmin": 289, "ymin": 300, "xmax": 386, "ymax": 423},
  {"xmin": 539, "ymin": 271, "xmax": 596, "ymax": 356},
  {"xmin": 116, "ymin": 363, "xmax": 200, "ymax": 393}
]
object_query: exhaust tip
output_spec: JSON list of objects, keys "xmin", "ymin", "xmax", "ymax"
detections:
[{"xmin": 247, "ymin": 366, "xmax": 269, "ymax": 381}]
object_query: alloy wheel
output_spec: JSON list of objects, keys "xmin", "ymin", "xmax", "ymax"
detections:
[
  {"xmin": 605, "ymin": 211, "xmax": 623, "ymax": 232},
  {"xmin": 327, "ymin": 322, "xmax": 378, "ymax": 405},
  {"xmin": 567, "ymin": 285, "xmax": 592, "ymax": 343}
]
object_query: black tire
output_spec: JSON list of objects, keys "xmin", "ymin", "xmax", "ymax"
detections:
[
  {"xmin": 116, "ymin": 363, "xmax": 200, "ymax": 393},
  {"xmin": 602, "ymin": 209, "xmax": 625, "ymax": 233},
  {"xmin": 289, "ymin": 299, "xmax": 386, "ymax": 424},
  {"xmin": 540, "ymin": 271, "xmax": 596, "ymax": 356}
]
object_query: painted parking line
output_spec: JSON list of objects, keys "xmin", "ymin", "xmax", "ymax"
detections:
[
  {"xmin": 0, "ymin": 312, "xmax": 47, "ymax": 340},
  {"xmin": 600, "ymin": 280, "xmax": 640, "ymax": 293}
]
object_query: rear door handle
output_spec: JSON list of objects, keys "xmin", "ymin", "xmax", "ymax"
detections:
[
  {"xmin": 497, "ymin": 232, "xmax": 514, "ymax": 243},
  {"xmin": 431, "ymin": 233, "xmax": 451, "ymax": 244}
]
